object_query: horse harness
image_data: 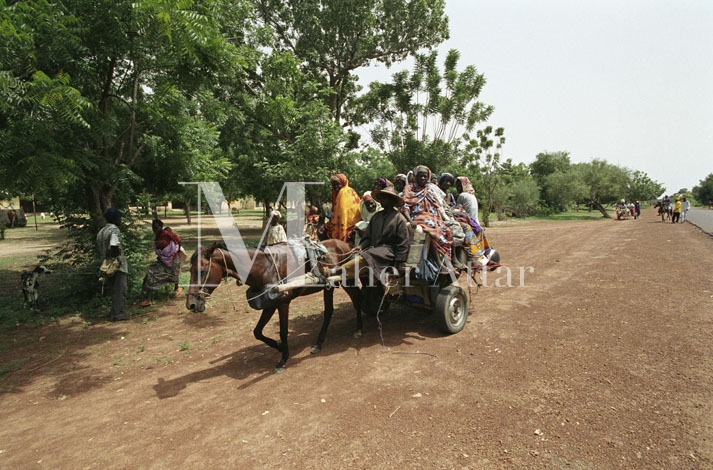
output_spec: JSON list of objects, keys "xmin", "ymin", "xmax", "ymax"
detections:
[{"xmin": 199, "ymin": 240, "xmax": 331, "ymax": 309}]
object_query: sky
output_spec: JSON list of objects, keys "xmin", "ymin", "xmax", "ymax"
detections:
[{"xmin": 357, "ymin": 0, "xmax": 713, "ymax": 193}]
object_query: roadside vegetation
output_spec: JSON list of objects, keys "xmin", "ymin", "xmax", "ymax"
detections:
[{"xmin": 3, "ymin": 0, "xmax": 709, "ymax": 327}]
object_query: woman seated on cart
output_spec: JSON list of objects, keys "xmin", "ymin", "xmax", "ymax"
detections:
[{"xmin": 401, "ymin": 165, "xmax": 456, "ymax": 274}]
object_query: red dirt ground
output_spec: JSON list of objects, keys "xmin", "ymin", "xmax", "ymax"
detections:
[{"xmin": 1, "ymin": 208, "xmax": 712, "ymax": 468}]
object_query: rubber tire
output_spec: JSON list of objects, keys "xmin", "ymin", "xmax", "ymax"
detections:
[{"xmin": 434, "ymin": 285, "xmax": 468, "ymax": 334}]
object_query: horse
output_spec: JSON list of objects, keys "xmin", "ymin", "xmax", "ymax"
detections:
[
  {"xmin": 653, "ymin": 201, "xmax": 672, "ymax": 222},
  {"xmin": 186, "ymin": 240, "xmax": 362, "ymax": 372}
]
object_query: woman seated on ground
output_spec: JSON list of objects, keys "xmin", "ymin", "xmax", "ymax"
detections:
[{"xmin": 140, "ymin": 219, "xmax": 183, "ymax": 307}]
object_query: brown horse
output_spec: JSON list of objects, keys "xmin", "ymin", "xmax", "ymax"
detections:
[
  {"xmin": 653, "ymin": 201, "xmax": 672, "ymax": 222},
  {"xmin": 186, "ymin": 240, "xmax": 362, "ymax": 372}
]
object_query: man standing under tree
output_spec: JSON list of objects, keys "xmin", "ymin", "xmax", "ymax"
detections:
[{"xmin": 97, "ymin": 209, "xmax": 129, "ymax": 321}]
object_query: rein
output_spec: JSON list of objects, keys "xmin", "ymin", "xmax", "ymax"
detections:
[{"xmin": 195, "ymin": 243, "xmax": 355, "ymax": 308}]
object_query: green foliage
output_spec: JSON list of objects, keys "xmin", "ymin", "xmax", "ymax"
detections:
[
  {"xmin": 543, "ymin": 168, "xmax": 588, "ymax": 210},
  {"xmin": 505, "ymin": 179, "xmax": 540, "ymax": 218},
  {"xmin": 692, "ymin": 173, "xmax": 713, "ymax": 205},
  {"xmin": 627, "ymin": 170, "xmax": 665, "ymax": 203},
  {"xmin": 1, "ymin": 0, "xmax": 248, "ymax": 225},
  {"xmin": 467, "ymin": 126, "xmax": 506, "ymax": 227},
  {"xmin": 253, "ymin": 0, "xmax": 449, "ymax": 123},
  {"xmin": 573, "ymin": 159, "xmax": 631, "ymax": 217},
  {"xmin": 345, "ymin": 148, "xmax": 398, "ymax": 195},
  {"xmin": 353, "ymin": 49, "xmax": 493, "ymax": 173},
  {"xmin": 530, "ymin": 151, "xmax": 572, "ymax": 208},
  {"xmin": 220, "ymin": 50, "xmax": 345, "ymax": 207}
]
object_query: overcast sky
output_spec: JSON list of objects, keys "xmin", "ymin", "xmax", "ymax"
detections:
[{"xmin": 357, "ymin": 0, "xmax": 713, "ymax": 193}]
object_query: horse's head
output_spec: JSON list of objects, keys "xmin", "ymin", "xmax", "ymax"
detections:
[{"xmin": 186, "ymin": 245, "xmax": 228, "ymax": 313}]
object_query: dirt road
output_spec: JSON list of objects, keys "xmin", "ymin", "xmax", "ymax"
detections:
[{"xmin": 1, "ymin": 207, "xmax": 712, "ymax": 468}]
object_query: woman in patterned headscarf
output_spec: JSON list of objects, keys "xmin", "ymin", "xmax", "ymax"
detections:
[
  {"xmin": 402, "ymin": 165, "xmax": 452, "ymax": 259},
  {"xmin": 455, "ymin": 176, "xmax": 479, "ymax": 225},
  {"xmin": 326, "ymin": 173, "xmax": 362, "ymax": 243}
]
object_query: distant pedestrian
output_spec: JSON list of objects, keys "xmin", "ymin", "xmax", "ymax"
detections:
[
  {"xmin": 672, "ymin": 197, "xmax": 682, "ymax": 224},
  {"xmin": 680, "ymin": 197, "xmax": 690, "ymax": 223},
  {"xmin": 634, "ymin": 201, "xmax": 641, "ymax": 219}
]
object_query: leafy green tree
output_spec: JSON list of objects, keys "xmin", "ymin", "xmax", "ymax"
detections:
[
  {"xmin": 543, "ymin": 168, "xmax": 588, "ymax": 211},
  {"xmin": 692, "ymin": 173, "xmax": 713, "ymax": 206},
  {"xmin": 626, "ymin": 170, "xmax": 664, "ymax": 203},
  {"xmin": 252, "ymin": 0, "xmax": 449, "ymax": 124},
  {"xmin": 353, "ymin": 49, "xmax": 494, "ymax": 173},
  {"xmin": 0, "ymin": 0, "xmax": 248, "ymax": 228},
  {"xmin": 489, "ymin": 160, "xmax": 532, "ymax": 219},
  {"xmin": 575, "ymin": 159, "xmax": 630, "ymax": 217},
  {"xmin": 218, "ymin": 50, "xmax": 346, "ymax": 212},
  {"xmin": 468, "ymin": 126, "xmax": 505, "ymax": 227},
  {"xmin": 529, "ymin": 151, "xmax": 572, "ymax": 208},
  {"xmin": 0, "ymin": 1, "xmax": 91, "ymax": 203},
  {"xmin": 506, "ymin": 178, "xmax": 540, "ymax": 218}
]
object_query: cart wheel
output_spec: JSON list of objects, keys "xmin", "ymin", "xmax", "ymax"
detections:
[{"xmin": 434, "ymin": 285, "xmax": 468, "ymax": 334}]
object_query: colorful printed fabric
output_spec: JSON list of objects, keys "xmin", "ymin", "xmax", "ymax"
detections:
[
  {"xmin": 456, "ymin": 176, "xmax": 475, "ymax": 194},
  {"xmin": 327, "ymin": 174, "xmax": 362, "ymax": 242},
  {"xmin": 402, "ymin": 166, "xmax": 452, "ymax": 258},
  {"xmin": 144, "ymin": 257, "xmax": 181, "ymax": 291},
  {"xmin": 453, "ymin": 210, "xmax": 491, "ymax": 261},
  {"xmin": 155, "ymin": 229, "xmax": 181, "ymax": 267}
]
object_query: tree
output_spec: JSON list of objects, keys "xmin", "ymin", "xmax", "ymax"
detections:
[
  {"xmin": 692, "ymin": 173, "xmax": 713, "ymax": 205},
  {"xmin": 468, "ymin": 126, "xmax": 505, "ymax": 227},
  {"xmin": 506, "ymin": 178, "xmax": 540, "ymax": 218},
  {"xmin": 1, "ymin": 0, "xmax": 249, "ymax": 227},
  {"xmin": 218, "ymin": 50, "xmax": 347, "ymax": 211},
  {"xmin": 575, "ymin": 159, "xmax": 630, "ymax": 217},
  {"xmin": 252, "ymin": 0, "xmax": 450, "ymax": 124},
  {"xmin": 543, "ymin": 168, "xmax": 588, "ymax": 211},
  {"xmin": 530, "ymin": 151, "xmax": 572, "ymax": 208},
  {"xmin": 352, "ymin": 49, "xmax": 494, "ymax": 173},
  {"xmin": 627, "ymin": 171, "xmax": 665, "ymax": 203}
]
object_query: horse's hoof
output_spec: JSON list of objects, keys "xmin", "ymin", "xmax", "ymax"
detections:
[
  {"xmin": 353, "ymin": 330, "xmax": 363, "ymax": 339},
  {"xmin": 310, "ymin": 345, "xmax": 322, "ymax": 355},
  {"xmin": 274, "ymin": 365, "xmax": 286, "ymax": 374}
]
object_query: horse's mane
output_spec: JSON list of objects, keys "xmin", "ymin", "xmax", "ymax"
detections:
[
  {"xmin": 190, "ymin": 241, "xmax": 228, "ymax": 264},
  {"xmin": 208, "ymin": 241, "xmax": 228, "ymax": 253}
]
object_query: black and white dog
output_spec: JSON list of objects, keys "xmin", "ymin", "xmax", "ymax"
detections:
[{"xmin": 21, "ymin": 265, "xmax": 52, "ymax": 310}]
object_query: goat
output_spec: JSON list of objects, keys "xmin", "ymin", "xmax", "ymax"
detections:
[{"xmin": 21, "ymin": 265, "xmax": 52, "ymax": 310}]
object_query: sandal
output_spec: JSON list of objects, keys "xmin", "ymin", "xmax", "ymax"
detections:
[
  {"xmin": 173, "ymin": 287, "xmax": 183, "ymax": 297},
  {"xmin": 139, "ymin": 300, "xmax": 151, "ymax": 308}
]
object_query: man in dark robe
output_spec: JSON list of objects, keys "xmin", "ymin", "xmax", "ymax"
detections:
[{"xmin": 328, "ymin": 181, "xmax": 410, "ymax": 284}]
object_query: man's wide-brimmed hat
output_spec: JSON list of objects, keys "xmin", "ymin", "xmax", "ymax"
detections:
[{"xmin": 373, "ymin": 181, "xmax": 404, "ymax": 207}]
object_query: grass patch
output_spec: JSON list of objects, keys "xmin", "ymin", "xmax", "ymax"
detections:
[
  {"xmin": 0, "ymin": 360, "xmax": 21, "ymax": 377},
  {"xmin": 529, "ymin": 210, "xmax": 612, "ymax": 221}
]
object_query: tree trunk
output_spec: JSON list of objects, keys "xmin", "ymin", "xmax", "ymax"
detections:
[
  {"xmin": 184, "ymin": 199, "xmax": 192, "ymax": 225},
  {"xmin": 593, "ymin": 201, "xmax": 611, "ymax": 218}
]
